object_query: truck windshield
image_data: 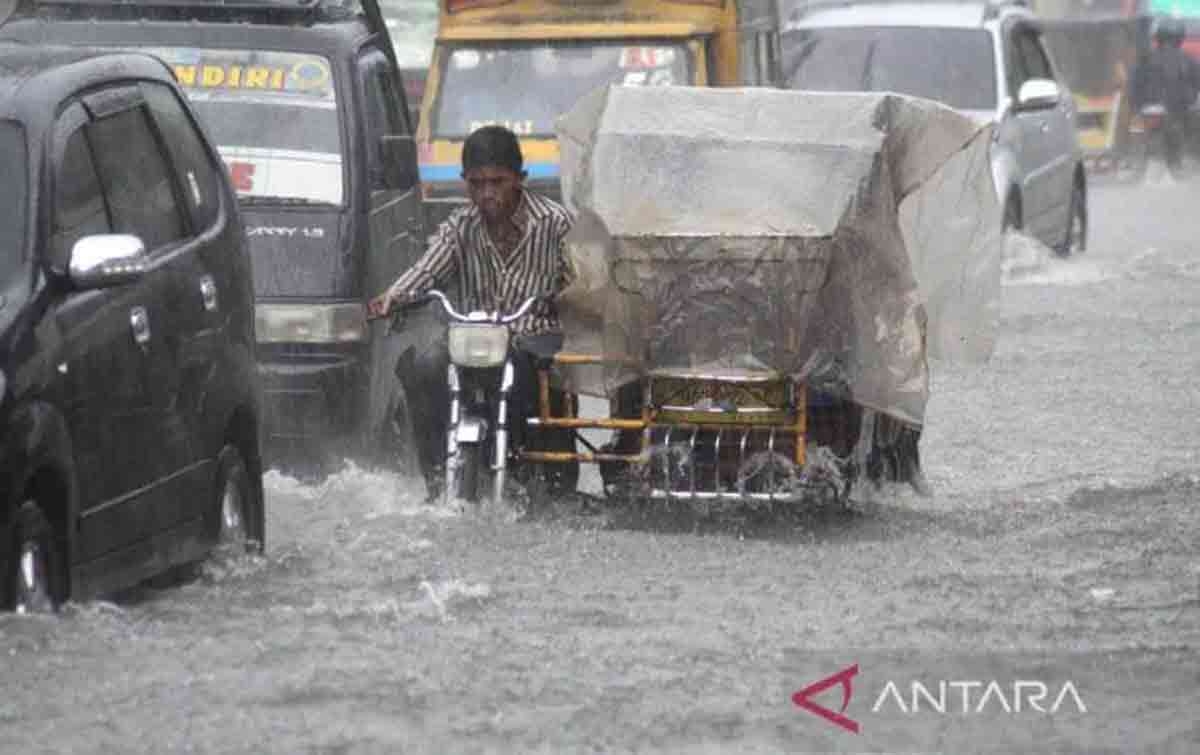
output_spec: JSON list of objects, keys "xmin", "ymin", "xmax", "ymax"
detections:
[
  {"xmin": 0, "ymin": 120, "xmax": 26, "ymax": 283},
  {"xmin": 782, "ymin": 27, "xmax": 997, "ymax": 112},
  {"xmin": 431, "ymin": 40, "xmax": 695, "ymax": 139},
  {"xmin": 147, "ymin": 47, "xmax": 344, "ymax": 206}
]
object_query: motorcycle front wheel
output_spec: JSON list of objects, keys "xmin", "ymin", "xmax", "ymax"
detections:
[{"xmin": 450, "ymin": 443, "xmax": 482, "ymax": 503}]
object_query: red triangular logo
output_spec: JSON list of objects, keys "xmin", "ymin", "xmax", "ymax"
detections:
[{"xmin": 792, "ymin": 664, "xmax": 860, "ymax": 733}]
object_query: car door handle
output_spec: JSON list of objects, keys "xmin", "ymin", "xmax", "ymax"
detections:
[
  {"xmin": 200, "ymin": 275, "xmax": 219, "ymax": 312},
  {"xmin": 130, "ymin": 306, "xmax": 151, "ymax": 346}
]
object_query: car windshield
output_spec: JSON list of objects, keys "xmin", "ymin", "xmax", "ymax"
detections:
[
  {"xmin": 782, "ymin": 27, "xmax": 997, "ymax": 111},
  {"xmin": 0, "ymin": 120, "xmax": 27, "ymax": 282},
  {"xmin": 145, "ymin": 47, "xmax": 344, "ymax": 206},
  {"xmin": 431, "ymin": 40, "xmax": 695, "ymax": 139}
]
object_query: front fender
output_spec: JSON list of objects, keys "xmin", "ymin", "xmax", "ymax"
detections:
[
  {"xmin": 990, "ymin": 142, "xmax": 1021, "ymax": 209},
  {"xmin": 1, "ymin": 400, "xmax": 79, "ymax": 563},
  {"xmin": 203, "ymin": 337, "xmax": 261, "ymax": 452}
]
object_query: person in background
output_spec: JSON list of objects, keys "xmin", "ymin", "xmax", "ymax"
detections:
[{"xmin": 1132, "ymin": 17, "xmax": 1200, "ymax": 175}]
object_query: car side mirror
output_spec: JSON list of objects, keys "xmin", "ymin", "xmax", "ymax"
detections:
[
  {"xmin": 1016, "ymin": 78, "xmax": 1061, "ymax": 111},
  {"xmin": 67, "ymin": 234, "xmax": 148, "ymax": 290},
  {"xmin": 380, "ymin": 134, "xmax": 420, "ymax": 191}
]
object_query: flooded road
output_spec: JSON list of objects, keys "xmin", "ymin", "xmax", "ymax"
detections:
[{"xmin": 2, "ymin": 181, "xmax": 1198, "ymax": 753}]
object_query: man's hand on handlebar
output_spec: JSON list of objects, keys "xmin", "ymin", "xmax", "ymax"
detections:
[
  {"xmin": 366, "ymin": 290, "xmax": 423, "ymax": 322},
  {"xmin": 365, "ymin": 292, "xmax": 394, "ymax": 321}
]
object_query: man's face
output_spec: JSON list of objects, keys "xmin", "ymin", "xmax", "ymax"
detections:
[{"xmin": 464, "ymin": 165, "xmax": 523, "ymax": 224}]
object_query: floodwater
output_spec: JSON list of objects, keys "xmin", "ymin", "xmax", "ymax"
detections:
[{"xmin": 1, "ymin": 180, "xmax": 1197, "ymax": 753}]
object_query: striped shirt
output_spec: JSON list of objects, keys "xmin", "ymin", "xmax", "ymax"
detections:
[{"xmin": 387, "ymin": 190, "xmax": 574, "ymax": 335}]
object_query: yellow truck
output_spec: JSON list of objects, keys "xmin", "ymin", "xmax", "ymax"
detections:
[
  {"xmin": 1035, "ymin": 1, "xmax": 1152, "ymax": 178},
  {"xmin": 416, "ymin": 0, "xmax": 781, "ymax": 222}
]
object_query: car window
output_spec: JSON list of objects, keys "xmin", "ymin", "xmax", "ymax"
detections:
[
  {"xmin": 0, "ymin": 120, "xmax": 27, "ymax": 284},
  {"xmin": 1004, "ymin": 32, "xmax": 1025, "ymax": 96},
  {"xmin": 1015, "ymin": 29, "xmax": 1052, "ymax": 83},
  {"xmin": 52, "ymin": 123, "xmax": 112, "ymax": 267},
  {"xmin": 141, "ymin": 81, "xmax": 222, "ymax": 232},
  {"xmin": 88, "ymin": 105, "xmax": 186, "ymax": 253}
]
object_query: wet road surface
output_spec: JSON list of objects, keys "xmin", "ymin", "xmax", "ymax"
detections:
[{"xmin": 1, "ymin": 180, "xmax": 1198, "ymax": 754}]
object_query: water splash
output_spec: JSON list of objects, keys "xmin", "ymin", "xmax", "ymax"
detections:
[
  {"xmin": 1001, "ymin": 232, "xmax": 1115, "ymax": 287},
  {"xmin": 417, "ymin": 579, "xmax": 493, "ymax": 623},
  {"xmin": 265, "ymin": 460, "xmax": 458, "ymax": 521}
]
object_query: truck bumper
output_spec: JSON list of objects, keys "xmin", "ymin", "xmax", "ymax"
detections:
[{"xmin": 258, "ymin": 349, "xmax": 365, "ymax": 443}]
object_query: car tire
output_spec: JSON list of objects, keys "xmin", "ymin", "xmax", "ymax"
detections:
[
  {"xmin": 8, "ymin": 499, "xmax": 63, "ymax": 614},
  {"xmin": 1001, "ymin": 192, "xmax": 1022, "ymax": 233},
  {"xmin": 1056, "ymin": 180, "xmax": 1087, "ymax": 258},
  {"xmin": 214, "ymin": 445, "xmax": 254, "ymax": 554}
]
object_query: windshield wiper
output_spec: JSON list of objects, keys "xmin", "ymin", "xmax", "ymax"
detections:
[
  {"xmin": 238, "ymin": 195, "xmax": 340, "ymax": 209},
  {"xmin": 861, "ymin": 40, "xmax": 878, "ymax": 91}
]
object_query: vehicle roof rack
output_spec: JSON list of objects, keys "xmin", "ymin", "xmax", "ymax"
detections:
[
  {"xmin": 982, "ymin": 0, "xmax": 1028, "ymax": 20},
  {"xmin": 788, "ymin": 0, "xmax": 1027, "ymax": 13},
  {"xmin": 16, "ymin": 0, "xmax": 364, "ymax": 24},
  {"xmin": 788, "ymin": 0, "xmax": 1029, "ymax": 24}
]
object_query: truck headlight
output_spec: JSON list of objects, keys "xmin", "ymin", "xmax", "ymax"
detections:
[
  {"xmin": 448, "ymin": 322, "xmax": 509, "ymax": 367},
  {"xmin": 255, "ymin": 303, "xmax": 366, "ymax": 344}
]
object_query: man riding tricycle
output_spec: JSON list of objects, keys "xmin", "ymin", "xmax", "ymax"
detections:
[{"xmin": 371, "ymin": 86, "xmax": 1004, "ymax": 512}]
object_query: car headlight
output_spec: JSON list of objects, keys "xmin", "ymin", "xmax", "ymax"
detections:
[
  {"xmin": 448, "ymin": 322, "xmax": 509, "ymax": 367},
  {"xmin": 255, "ymin": 303, "xmax": 366, "ymax": 344}
]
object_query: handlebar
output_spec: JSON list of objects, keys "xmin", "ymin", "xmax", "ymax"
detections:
[
  {"xmin": 500, "ymin": 295, "xmax": 542, "ymax": 325},
  {"xmin": 425, "ymin": 289, "xmax": 544, "ymax": 325},
  {"xmin": 375, "ymin": 289, "xmax": 547, "ymax": 325}
]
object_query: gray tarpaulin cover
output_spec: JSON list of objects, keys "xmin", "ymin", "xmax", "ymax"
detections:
[{"xmin": 554, "ymin": 85, "xmax": 1002, "ymax": 426}]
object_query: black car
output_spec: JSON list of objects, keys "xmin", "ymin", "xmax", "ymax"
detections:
[
  {"xmin": 0, "ymin": 44, "xmax": 265, "ymax": 612},
  {"xmin": 1, "ymin": 0, "xmax": 426, "ymax": 467}
]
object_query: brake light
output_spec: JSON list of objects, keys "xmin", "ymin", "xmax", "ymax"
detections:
[
  {"xmin": 444, "ymin": 0, "xmax": 511, "ymax": 12},
  {"xmin": 1131, "ymin": 114, "xmax": 1158, "ymax": 135}
]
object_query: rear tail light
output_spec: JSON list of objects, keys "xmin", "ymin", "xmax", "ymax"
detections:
[{"xmin": 1132, "ymin": 113, "xmax": 1163, "ymax": 133}]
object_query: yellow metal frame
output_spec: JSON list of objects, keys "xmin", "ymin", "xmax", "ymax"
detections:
[{"xmin": 518, "ymin": 352, "xmax": 808, "ymax": 469}]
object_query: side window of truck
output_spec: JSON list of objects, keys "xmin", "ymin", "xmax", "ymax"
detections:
[
  {"xmin": 358, "ymin": 47, "xmax": 411, "ymax": 191},
  {"xmin": 0, "ymin": 121, "xmax": 25, "ymax": 281},
  {"xmin": 140, "ymin": 81, "xmax": 222, "ymax": 233}
]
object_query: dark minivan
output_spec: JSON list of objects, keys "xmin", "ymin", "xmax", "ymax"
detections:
[
  {"xmin": 2, "ymin": 0, "xmax": 427, "ymax": 464},
  {"xmin": 0, "ymin": 44, "xmax": 264, "ymax": 611}
]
